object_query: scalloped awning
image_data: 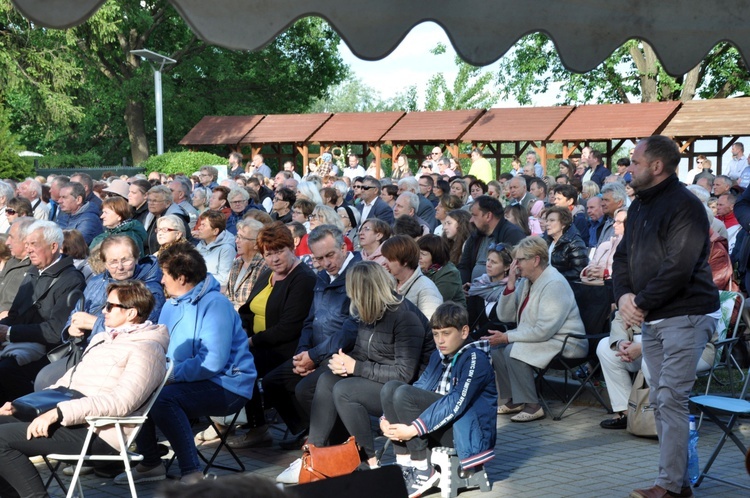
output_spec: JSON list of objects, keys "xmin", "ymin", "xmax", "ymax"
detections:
[{"xmin": 11, "ymin": 0, "xmax": 750, "ymax": 76}]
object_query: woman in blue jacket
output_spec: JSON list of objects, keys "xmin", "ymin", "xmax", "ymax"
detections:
[{"xmin": 124, "ymin": 241, "xmax": 257, "ymax": 485}]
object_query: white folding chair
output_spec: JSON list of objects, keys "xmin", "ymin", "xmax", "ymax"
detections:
[{"xmin": 44, "ymin": 359, "xmax": 173, "ymax": 498}]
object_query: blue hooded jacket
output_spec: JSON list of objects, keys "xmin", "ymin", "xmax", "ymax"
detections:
[
  {"xmin": 58, "ymin": 202, "xmax": 104, "ymax": 245},
  {"xmin": 158, "ymin": 274, "xmax": 256, "ymax": 399},
  {"xmin": 411, "ymin": 340, "xmax": 497, "ymax": 469}
]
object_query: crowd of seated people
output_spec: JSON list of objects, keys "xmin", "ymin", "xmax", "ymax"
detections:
[{"xmin": 0, "ymin": 144, "xmax": 739, "ymax": 495}]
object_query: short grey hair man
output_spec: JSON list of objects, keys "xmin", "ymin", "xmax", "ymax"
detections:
[{"xmin": 397, "ymin": 177, "xmax": 419, "ymax": 195}]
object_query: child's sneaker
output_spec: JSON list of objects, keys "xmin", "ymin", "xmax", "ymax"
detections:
[{"xmin": 403, "ymin": 465, "xmax": 440, "ymax": 498}]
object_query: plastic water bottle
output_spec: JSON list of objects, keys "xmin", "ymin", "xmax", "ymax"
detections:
[{"xmin": 688, "ymin": 415, "xmax": 700, "ymax": 484}]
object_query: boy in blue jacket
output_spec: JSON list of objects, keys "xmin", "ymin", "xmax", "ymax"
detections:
[{"xmin": 380, "ymin": 302, "xmax": 497, "ymax": 498}]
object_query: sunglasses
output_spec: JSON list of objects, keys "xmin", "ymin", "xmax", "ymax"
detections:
[
  {"xmin": 5, "ymin": 209, "xmax": 16, "ymax": 215},
  {"xmin": 105, "ymin": 302, "xmax": 132, "ymax": 312},
  {"xmin": 359, "ymin": 186, "xmax": 376, "ymax": 191},
  {"xmin": 488, "ymin": 242, "xmax": 507, "ymax": 252}
]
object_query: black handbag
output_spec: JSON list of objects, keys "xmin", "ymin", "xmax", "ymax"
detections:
[
  {"xmin": 46, "ymin": 289, "xmax": 87, "ymax": 369},
  {"xmin": 11, "ymin": 387, "xmax": 85, "ymax": 422}
]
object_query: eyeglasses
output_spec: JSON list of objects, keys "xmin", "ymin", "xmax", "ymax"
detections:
[
  {"xmin": 156, "ymin": 227, "xmax": 178, "ymax": 234},
  {"xmin": 488, "ymin": 243, "xmax": 506, "ymax": 252},
  {"xmin": 105, "ymin": 258, "xmax": 136, "ymax": 269},
  {"xmin": 5, "ymin": 209, "xmax": 16, "ymax": 215},
  {"xmin": 105, "ymin": 302, "xmax": 132, "ymax": 312},
  {"xmin": 352, "ymin": 185, "xmax": 363, "ymax": 189},
  {"xmin": 229, "ymin": 200, "xmax": 247, "ymax": 205},
  {"xmin": 614, "ymin": 219, "xmax": 626, "ymax": 225},
  {"xmin": 308, "ymin": 214, "xmax": 321, "ymax": 221},
  {"xmin": 236, "ymin": 235, "xmax": 257, "ymax": 243},
  {"xmin": 431, "ymin": 152, "xmax": 441, "ymax": 156},
  {"xmin": 147, "ymin": 198, "xmax": 167, "ymax": 204}
]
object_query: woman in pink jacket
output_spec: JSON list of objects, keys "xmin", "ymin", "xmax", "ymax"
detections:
[{"xmin": 0, "ymin": 280, "xmax": 169, "ymax": 497}]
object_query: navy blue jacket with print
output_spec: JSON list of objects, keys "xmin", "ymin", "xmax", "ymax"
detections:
[{"xmin": 411, "ymin": 340, "xmax": 497, "ymax": 469}]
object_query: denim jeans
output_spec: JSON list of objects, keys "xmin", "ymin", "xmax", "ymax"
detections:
[{"xmin": 136, "ymin": 380, "xmax": 248, "ymax": 476}]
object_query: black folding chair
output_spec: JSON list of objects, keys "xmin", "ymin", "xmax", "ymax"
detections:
[
  {"xmin": 689, "ymin": 362, "xmax": 750, "ymax": 491},
  {"xmin": 535, "ymin": 280, "xmax": 614, "ymax": 420}
]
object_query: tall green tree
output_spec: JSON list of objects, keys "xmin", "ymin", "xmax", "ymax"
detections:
[
  {"xmin": 496, "ymin": 35, "xmax": 750, "ymax": 104},
  {"xmin": 0, "ymin": 104, "xmax": 33, "ymax": 178},
  {"xmin": 424, "ymin": 44, "xmax": 498, "ymax": 110},
  {"xmin": 2, "ymin": 0, "xmax": 346, "ymax": 165}
]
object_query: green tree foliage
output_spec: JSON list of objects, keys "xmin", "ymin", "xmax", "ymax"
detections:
[
  {"xmin": 1, "ymin": 1, "xmax": 346, "ymax": 166},
  {"xmin": 310, "ymin": 76, "xmax": 418, "ymax": 113},
  {"xmin": 140, "ymin": 150, "xmax": 226, "ymax": 176},
  {"xmin": 496, "ymin": 34, "xmax": 750, "ymax": 104},
  {"xmin": 424, "ymin": 44, "xmax": 498, "ymax": 111},
  {"xmin": 0, "ymin": 104, "xmax": 33, "ymax": 179}
]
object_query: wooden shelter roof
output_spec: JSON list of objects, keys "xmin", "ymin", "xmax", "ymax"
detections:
[
  {"xmin": 238, "ymin": 113, "xmax": 333, "ymax": 144},
  {"xmin": 309, "ymin": 112, "xmax": 406, "ymax": 143},
  {"xmin": 380, "ymin": 110, "xmax": 485, "ymax": 142},
  {"xmin": 549, "ymin": 101, "xmax": 681, "ymax": 141},
  {"xmin": 661, "ymin": 98, "xmax": 750, "ymax": 137},
  {"xmin": 179, "ymin": 115, "xmax": 264, "ymax": 146},
  {"xmin": 462, "ymin": 106, "xmax": 575, "ymax": 142}
]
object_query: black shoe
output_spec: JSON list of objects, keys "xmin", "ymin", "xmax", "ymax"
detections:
[
  {"xmin": 279, "ymin": 430, "xmax": 308, "ymax": 450},
  {"xmin": 600, "ymin": 416, "xmax": 628, "ymax": 429}
]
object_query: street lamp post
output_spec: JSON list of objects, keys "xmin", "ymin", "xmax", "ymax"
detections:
[{"xmin": 130, "ymin": 49, "xmax": 176, "ymax": 156}]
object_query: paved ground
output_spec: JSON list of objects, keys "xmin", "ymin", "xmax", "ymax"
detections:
[{"xmin": 36, "ymin": 396, "xmax": 750, "ymax": 498}]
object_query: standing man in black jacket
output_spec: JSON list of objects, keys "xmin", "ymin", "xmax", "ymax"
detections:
[{"xmin": 613, "ymin": 136, "xmax": 719, "ymax": 498}]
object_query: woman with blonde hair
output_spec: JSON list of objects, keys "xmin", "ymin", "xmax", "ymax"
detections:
[
  {"xmin": 278, "ymin": 261, "xmax": 431, "ymax": 483},
  {"xmin": 580, "ymin": 181, "xmax": 600, "ymax": 202}
]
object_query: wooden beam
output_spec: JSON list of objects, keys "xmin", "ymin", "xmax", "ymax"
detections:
[
  {"xmin": 392, "ymin": 144, "xmax": 404, "ymax": 161},
  {"xmin": 369, "ymin": 145, "xmax": 382, "ymax": 179}
]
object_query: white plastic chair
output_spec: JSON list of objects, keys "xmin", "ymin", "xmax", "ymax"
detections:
[{"xmin": 44, "ymin": 359, "xmax": 173, "ymax": 498}]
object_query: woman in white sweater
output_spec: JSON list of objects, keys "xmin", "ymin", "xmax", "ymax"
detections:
[{"xmin": 485, "ymin": 236, "xmax": 587, "ymax": 422}]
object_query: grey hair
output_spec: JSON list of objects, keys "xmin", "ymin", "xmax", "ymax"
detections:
[
  {"xmin": 397, "ymin": 176, "xmax": 419, "ymax": 194},
  {"xmin": 148, "ymin": 185, "xmax": 172, "ymax": 202},
  {"xmin": 64, "ymin": 182, "xmax": 87, "ymax": 203},
  {"xmin": 227, "ymin": 188, "xmax": 249, "ymax": 202},
  {"xmin": 686, "ymin": 184, "xmax": 711, "ymax": 204},
  {"xmin": 308, "ymin": 224, "xmax": 345, "ymax": 248},
  {"xmin": 297, "ymin": 181, "xmax": 323, "ymax": 205},
  {"xmin": 0, "ymin": 181, "xmax": 14, "ymax": 204},
  {"xmin": 11, "ymin": 216, "xmax": 36, "ymax": 239},
  {"xmin": 171, "ymin": 178, "xmax": 191, "ymax": 197},
  {"xmin": 192, "ymin": 186, "xmax": 208, "ymax": 204},
  {"xmin": 399, "ymin": 191, "xmax": 419, "ymax": 213},
  {"xmin": 312, "ymin": 205, "xmax": 345, "ymax": 231},
  {"xmin": 27, "ymin": 220, "xmax": 64, "ymax": 247},
  {"xmin": 600, "ymin": 183, "xmax": 628, "ymax": 205},
  {"xmin": 156, "ymin": 215, "xmax": 186, "ymax": 237},
  {"xmin": 23, "ymin": 178, "xmax": 43, "ymax": 198},
  {"xmin": 236, "ymin": 218, "xmax": 264, "ymax": 234},
  {"xmin": 332, "ymin": 181, "xmax": 349, "ymax": 199}
]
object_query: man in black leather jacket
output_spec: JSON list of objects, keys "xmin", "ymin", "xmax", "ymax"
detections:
[{"xmin": 613, "ymin": 135, "xmax": 718, "ymax": 498}]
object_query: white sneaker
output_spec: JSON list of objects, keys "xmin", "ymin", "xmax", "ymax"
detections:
[
  {"xmin": 276, "ymin": 457, "xmax": 302, "ymax": 484},
  {"xmin": 63, "ymin": 464, "xmax": 95, "ymax": 476}
]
